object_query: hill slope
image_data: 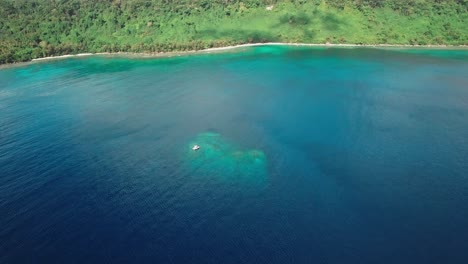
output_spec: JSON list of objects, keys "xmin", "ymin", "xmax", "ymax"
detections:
[{"xmin": 1, "ymin": 0, "xmax": 467, "ymax": 64}]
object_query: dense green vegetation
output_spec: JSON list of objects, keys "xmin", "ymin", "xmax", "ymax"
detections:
[{"xmin": 1, "ymin": 0, "xmax": 467, "ymax": 64}]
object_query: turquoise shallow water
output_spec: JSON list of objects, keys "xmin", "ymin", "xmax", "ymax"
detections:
[{"xmin": 1, "ymin": 46, "xmax": 468, "ymax": 263}]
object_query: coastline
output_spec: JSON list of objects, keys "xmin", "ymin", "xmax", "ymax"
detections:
[
  {"xmin": 33, "ymin": 42, "xmax": 468, "ymax": 60},
  {"xmin": 2, "ymin": 42, "xmax": 467, "ymax": 69}
]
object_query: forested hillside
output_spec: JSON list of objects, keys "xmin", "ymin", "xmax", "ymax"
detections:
[{"xmin": 1, "ymin": 0, "xmax": 467, "ymax": 64}]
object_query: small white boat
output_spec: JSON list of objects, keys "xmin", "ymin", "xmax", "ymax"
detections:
[{"xmin": 192, "ymin": 145, "xmax": 200, "ymax": 151}]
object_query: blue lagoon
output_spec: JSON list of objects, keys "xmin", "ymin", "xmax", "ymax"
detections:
[{"xmin": 1, "ymin": 46, "xmax": 468, "ymax": 263}]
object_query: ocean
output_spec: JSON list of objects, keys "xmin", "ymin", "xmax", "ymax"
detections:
[{"xmin": 1, "ymin": 46, "xmax": 468, "ymax": 263}]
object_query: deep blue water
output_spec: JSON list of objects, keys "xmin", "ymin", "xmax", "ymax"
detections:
[{"xmin": 1, "ymin": 46, "xmax": 468, "ymax": 263}]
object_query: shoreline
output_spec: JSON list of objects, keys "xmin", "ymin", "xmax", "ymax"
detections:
[
  {"xmin": 33, "ymin": 42, "xmax": 468, "ymax": 61},
  {"xmin": 2, "ymin": 42, "xmax": 467, "ymax": 69}
]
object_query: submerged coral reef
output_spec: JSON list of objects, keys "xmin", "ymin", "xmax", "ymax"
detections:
[{"xmin": 186, "ymin": 132, "xmax": 267, "ymax": 185}]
